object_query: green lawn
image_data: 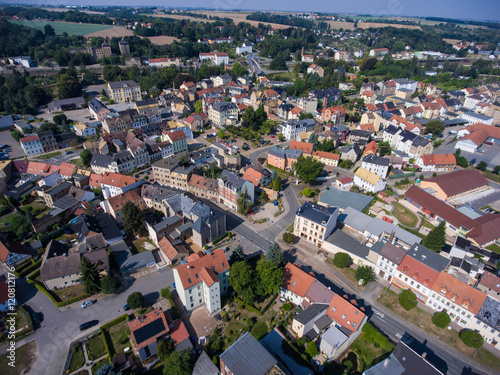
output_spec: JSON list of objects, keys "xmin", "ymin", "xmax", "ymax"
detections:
[
  {"xmin": 69, "ymin": 346, "xmax": 86, "ymax": 373},
  {"xmin": 486, "ymin": 243, "xmax": 500, "ymax": 254},
  {"xmin": 349, "ymin": 334, "xmax": 393, "ymax": 371},
  {"xmin": 53, "ymin": 283, "xmax": 86, "ymax": 301},
  {"xmin": 70, "ymin": 158, "xmax": 86, "ymax": 168},
  {"xmin": 105, "ymin": 321, "xmax": 130, "ymax": 358},
  {"xmin": 9, "ymin": 20, "xmax": 114, "ymax": 36},
  {"xmin": 326, "ymin": 258, "xmax": 365, "ymax": 291},
  {"xmin": 392, "ymin": 203, "xmax": 418, "ymax": 227},
  {"xmin": 0, "ymin": 340, "xmax": 37, "ymax": 375},
  {"xmin": 86, "ymin": 334, "xmax": 107, "ymax": 361},
  {"xmin": 377, "ymin": 289, "xmax": 500, "ymax": 373},
  {"xmin": 91, "ymin": 357, "xmax": 110, "ymax": 374},
  {"xmin": 37, "ymin": 151, "xmax": 62, "ymax": 160},
  {"xmin": 132, "ymin": 237, "xmax": 155, "ymax": 253}
]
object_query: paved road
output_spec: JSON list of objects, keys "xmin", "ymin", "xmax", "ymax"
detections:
[{"xmin": 2, "ymin": 266, "xmax": 175, "ymax": 375}]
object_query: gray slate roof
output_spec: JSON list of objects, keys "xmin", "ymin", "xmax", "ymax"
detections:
[
  {"xmin": 319, "ymin": 189, "xmax": 374, "ymax": 212},
  {"xmin": 321, "ymin": 324, "xmax": 348, "ymax": 348},
  {"xmin": 325, "ymin": 229, "xmax": 370, "ymax": 260},
  {"xmin": 296, "ymin": 202, "xmax": 337, "ymax": 225},
  {"xmin": 294, "ymin": 303, "xmax": 328, "ymax": 324},
  {"xmin": 363, "ymin": 155, "xmax": 390, "ymax": 167},
  {"xmin": 193, "ymin": 351, "xmax": 219, "ymax": 375},
  {"xmin": 220, "ymin": 332, "xmax": 277, "ymax": 375},
  {"xmin": 406, "ymin": 243, "xmax": 450, "ymax": 272}
]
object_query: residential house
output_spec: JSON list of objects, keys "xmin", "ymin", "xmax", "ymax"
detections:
[
  {"xmin": 361, "ymin": 155, "xmax": 390, "ymax": 179},
  {"xmin": 455, "ymin": 122, "xmax": 500, "ymax": 153},
  {"xmin": 38, "ymin": 131, "xmax": 58, "ymax": 153},
  {"xmin": 354, "ymin": 167, "xmax": 386, "ymax": 193},
  {"xmin": 102, "ymin": 115, "xmax": 133, "ymax": 134},
  {"xmin": 90, "ymin": 152, "xmax": 137, "ymax": 174},
  {"xmin": 279, "ymin": 119, "xmax": 316, "ymax": 140},
  {"xmin": 209, "ymin": 102, "xmax": 238, "ymax": 127},
  {"xmin": 307, "ymin": 64, "xmax": 325, "ymax": 77},
  {"xmin": 267, "ymin": 146, "xmax": 287, "ymax": 170},
  {"xmin": 312, "ymin": 151, "xmax": 340, "ymax": 168},
  {"xmin": 20, "ymin": 135, "xmax": 44, "ymax": 156},
  {"xmin": 74, "ymin": 122, "xmax": 97, "ymax": 137},
  {"xmin": 199, "ymin": 51, "xmax": 229, "ymax": 65},
  {"xmin": 240, "ymin": 164, "xmax": 272, "ymax": 187},
  {"xmin": 309, "ymin": 87, "xmax": 342, "ymax": 106},
  {"xmin": 158, "ymin": 237, "xmax": 189, "ymax": 266},
  {"xmin": 0, "ymin": 240, "xmax": 31, "ymax": 268},
  {"xmin": 211, "ymin": 74, "xmax": 232, "ymax": 87},
  {"xmin": 341, "ymin": 144, "xmax": 362, "ymax": 163},
  {"xmin": 477, "ymin": 272, "xmax": 500, "ymax": 298},
  {"xmin": 41, "ymin": 181, "xmax": 72, "ymax": 207},
  {"xmin": 292, "ymin": 304, "xmax": 330, "ymax": 338},
  {"xmin": 98, "ymin": 172, "xmax": 141, "ymax": 199},
  {"xmin": 335, "ymin": 176, "xmax": 354, "ymax": 190},
  {"xmin": 46, "ymin": 97, "xmax": 85, "ymax": 113},
  {"xmin": 280, "ymin": 263, "xmax": 315, "ymax": 306},
  {"xmin": 321, "ymin": 106, "xmax": 347, "ymax": 124},
  {"xmin": 393, "ymin": 244, "xmax": 450, "ymax": 302},
  {"xmin": 294, "ymin": 202, "xmax": 339, "ymax": 248},
  {"xmin": 236, "ymin": 43, "xmax": 253, "ymax": 54},
  {"xmin": 173, "ymin": 248, "xmax": 230, "ymax": 314},
  {"xmin": 128, "ymin": 308, "xmax": 170, "ymax": 361},
  {"xmin": 107, "ymin": 80, "xmax": 141, "ymax": 103},
  {"xmin": 218, "ymin": 170, "xmax": 255, "ymax": 211},
  {"xmin": 188, "ymin": 174, "xmax": 219, "ymax": 201},
  {"xmin": 374, "ymin": 242, "xmax": 407, "ymax": 282},
  {"xmin": 426, "ymin": 271, "xmax": 487, "ymax": 328},
  {"xmin": 103, "ymin": 190, "xmax": 145, "ymax": 224},
  {"xmin": 415, "ymin": 154, "xmax": 456, "ymax": 172},
  {"xmin": 289, "ymin": 140, "xmax": 313, "ymax": 155},
  {"xmin": 369, "ymin": 48, "xmax": 389, "ymax": 57},
  {"xmin": 162, "ymin": 130, "xmax": 188, "ymax": 154},
  {"xmin": 40, "ymin": 240, "xmax": 80, "ymax": 290}
]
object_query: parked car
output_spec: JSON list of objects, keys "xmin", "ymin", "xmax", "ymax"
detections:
[
  {"xmin": 79, "ymin": 320, "xmax": 99, "ymax": 331},
  {"xmin": 470, "ymin": 158, "xmax": 476, "ymax": 165},
  {"xmin": 81, "ymin": 300, "xmax": 93, "ymax": 309},
  {"xmin": 0, "ymin": 144, "xmax": 8, "ymax": 148},
  {"xmin": 123, "ymin": 304, "xmax": 131, "ymax": 311},
  {"xmin": 65, "ymin": 151, "xmax": 73, "ymax": 154}
]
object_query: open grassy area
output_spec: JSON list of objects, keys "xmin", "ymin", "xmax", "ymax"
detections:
[
  {"xmin": 0, "ymin": 340, "xmax": 37, "ymax": 375},
  {"xmin": 392, "ymin": 203, "xmax": 418, "ymax": 228},
  {"xmin": 326, "ymin": 258, "xmax": 364, "ymax": 291},
  {"xmin": 105, "ymin": 320, "xmax": 130, "ymax": 358},
  {"xmin": 37, "ymin": 151, "xmax": 62, "ymax": 160},
  {"xmin": 69, "ymin": 345, "xmax": 85, "ymax": 373},
  {"xmin": 53, "ymin": 283, "xmax": 86, "ymax": 301},
  {"xmin": 86, "ymin": 334, "xmax": 107, "ymax": 361},
  {"xmin": 486, "ymin": 243, "xmax": 500, "ymax": 254},
  {"xmin": 14, "ymin": 309, "xmax": 30, "ymax": 331},
  {"xmin": 132, "ymin": 237, "xmax": 155, "ymax": 253},
  {"xmin": 349, "ymin": 333, "xmax": 393, "ymax": 371},
  {"xmin": 9, "ymin": 20, "xmax": 113, "ymax": 36},
  {"xmin": 377, "ymin": 289, "xmax": 500, "ymax": 372},
  {"xmin": 70, "ymin": 158, "xmax": 86, "ymax": 168}
]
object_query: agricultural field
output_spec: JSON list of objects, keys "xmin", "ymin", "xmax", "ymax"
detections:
[{"xmin": 9, "ymin": 20, "xmax": 113, "ymax": 36}]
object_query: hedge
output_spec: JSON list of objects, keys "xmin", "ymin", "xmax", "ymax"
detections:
[
  {"xmin": 18, "ymin": 305, "xmax": 34, "ymax": 331},
  {"xmin": 261, "ymin": 294, "xmax": 278, "ymax": 315},
  {"xmin": 27, "ymin": 277, "xmax": 88, "ymax": 308},
  {"xmin": 361, "ymin": 322, "xmax": 394, "ymax": 352},
  {"xmin": 15, "ymin": 259, "xmax": 42, "ymax": 278},
  {"xmin": 212, "ymin": 232, "xmax": 229, "ymax": 246},
  {"xmin": 40, "ymin": 224, "xmax": 70, "ymax": 246},
  {"xmin": 100, "ymin": 314, "xmax": 128, "ymax": 359}
]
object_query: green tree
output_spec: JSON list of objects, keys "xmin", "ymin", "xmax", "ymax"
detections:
[
  {"xmin": 229, "ymin": 245, "xmax": 246, "ymax": 264},
  {"xmin": 398, "ymin": 289, "xmax": 418, "ymax": 311},
  {"xmin": 302, "ymin": 187, "xmax": 313, "ymax": 197},
  {"xmin": 80, "ymin": 149, "xmax": 92, "ymax": 167},
  {"xmin": 278, "ymin": 133, "xmax": 285, "ymax": 142},
  {"xmin": 229, "ymin": 261, "xmax": 255, "ymax": 303},
  {"xmin": 242, "ymin": 106, "xmax": 256, "ymax": 127},
  {"xmin": 283, "ymin": 232, "xmax": 294, "ymax": 243},
  {"xmin": 333, "ymin": 252, "xmax": 351, "ymax": 268},
  {"xmin": 56, "ymin": 72, "xmax": 82, "ymax": 99},
  {"xmin": 44, "ymin": 24, "xmax": 55, "ymax": 37},
  {"xmin": 231, "ymin": 62, "xmax": 247, "ymax": 79},
  {"xmin": 218, "ymin": 129, "xmax": 226, "ymax": 139},
  {"xmin": 161, "ymin": 287, "xmax": 172, "ymax": 300},
  {"xmin": 269, "ymin": 52, "xmax": 287, "ymax": 70},
  {"xmin": 293, "ymin": 156, "xmax": 323, "ymax": 184},
  {"xmin": 493, "ymin": 165, "xmax": 500, "ymax": 175},
  {"xmin": 460, "ymin": 330, "xmax": 484, "ymax": 349},
  {"xmin": 423, "ymin": 220, "xmax": 446, "ymax": 252},
  {"xmin": 122, "ymin": 202, "xmax": 146, "ymax": 238},
  {"xmin": 256, "ymin": 260, "xmax": 283, "ymax": 296},
  {"xmin": 306, "ymin": 341, "xmax": 318, "ymax": 358},
  {"xmin": 194, "ymin": 100, "xmax": 203, "ymax": 113},
  {"xmin": 271, "ymin": 169, "xmax": 278, "ymax": 181},
  {"xmin": 237, "ymin": 186, "xmax": 252, "ymax": 214},
  {"xmin": 308, "ymin": 132, "xmax": 316, "ymax": 144},
  {"xmin": 476, "ymin": 161, "xmax": 488, "ymax": 171},
  {"xmin": 157, "ymin": 339, "xmax": 174, "ymax": 361},
  {"xmin": 163, "ymin": 349, "xmax": 194, "ymax": 375},
  {"xmin": 272, "ymin": 176, "xmax": 282, "ymax": 191},
  {"xmin": 80, "ymin": 256, "xmax": 101, "ymax": 295},
  {"xmin": 432, "ymin": 311, "xmax": 451, "ymax": 328},
  {"xmin": 255, "ymin": 105, "xmax": 268, "ymax": 125},
  {"xmin": 10, "ymin": 130, "xmax": 22, "ymax": 142},
  {"xmin": 127, "ymin": 291, "xmax": 144, "ymax": 309},
  {"xmin": 424, "ymin": 120, "xmax": 445, "ymax": 135},
  {"xmin": 100, "ymin": 275, "xmax": 116, "ymax": 294},
  {"xmin": 52, "ymin": 114, "xmax": 68, "ymax": 125},
  {"xmin": 355, "ymin": 265, "xmax": 375, "ymax": 285},
  {"xmin": 266, "ymin": 242, "xmax": 285, "ymax": 267}
]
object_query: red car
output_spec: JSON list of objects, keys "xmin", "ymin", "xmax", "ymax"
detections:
[
  {"xmin": 270, "ymin": 135, "xmax": 275, "ymax": 138},
  {"xmin": 249, "ymin": 210, "xmax": 254, "ymax": 215}
]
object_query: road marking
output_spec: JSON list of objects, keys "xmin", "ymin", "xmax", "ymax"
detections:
[
  {"xmin": 395, "ymin": 332, "xmax": 402, "ymax": 339},
  {"xmin": 374, "ymin": 310, "xmax": 385, "ymax": 319}
]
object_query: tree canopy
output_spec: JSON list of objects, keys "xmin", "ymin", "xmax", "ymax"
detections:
[
  {"xmin": 424, "ymin": 120, "xmax": 444, "ymax": 135},
  {"xmin": 80, "ymin": 256, "xmax": 101, "ymax": 295},
  {"xmin": 333, "ymin": 252, "xmax": 351, "ymax": 268},
  {"xmin": 80, "ymin": 149, "xmax": 92, "ymax": 167},
  {"xmin": 229, "ymin": 245, "xmax": 246, "ymax": 264},
  {"xmin": 423, "ymin": 221, "xmax": 446, "ymax": 252},
  {"xmin": 432, "ymin": 311, "xmax": 451, "ymax": 328},
  {"xmin": 237, "ymin": 186, "xmax": 252, "ymax": 214},
  {"xmin": 162, "ymin": 349, "xmax": 194, "ymax": 375},
  {"xmin": 399, "ymin": 289, "xmax": 418, "ymax": 311},
  {"xmin": 293, "ymin": 156, "xmax": 323, "ymax": 184},
  {"xmin": 127, "ymin": 291, "xmax": 144, "ymax": 309},
  {"xmin": 122, "ymin": 202, "xmax": 146, "ymax": 238},
  {"xmin": 266, "ymin": 242, "xmax": 285, "ymax": 267}
]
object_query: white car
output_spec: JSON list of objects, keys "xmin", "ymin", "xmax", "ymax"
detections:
[{"xmin": 81, "ymin": 300, "xmax": 93, "ymax": 309}]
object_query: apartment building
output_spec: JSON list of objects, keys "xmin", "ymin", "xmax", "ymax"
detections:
[
  {"xmin": 209, "ymin": 102, "xmax": 238, "ymax": 127},
  {"xmin": 107, "ymin": 80, "xmax": 141, "ymax": 103},
  {"xmin": 162, "ymin": 130, "xmax": 188, "ymax": 154},
  {"xmin": 218, "ymin": 170, "xmax": 255, "ymax": 211},
  {"xmin": 20, "ymin": 135, "xmax": 44, "ymax": 156},
  {"xmin": 294, "ymin": 202, "xmax": 339, "ymax": 248}
]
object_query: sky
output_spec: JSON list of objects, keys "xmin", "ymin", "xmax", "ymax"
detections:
[{"xmin": 4, "ymin": 0, "xmax": 500, "ymax": 22}]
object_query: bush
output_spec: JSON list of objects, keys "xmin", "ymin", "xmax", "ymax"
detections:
[
  {"xmin": 333, "ymin": 252, "xmax": 351, "ymax": 268},
  {"xmin": 361, "ymin": 322, "xmax": 394, "ymax": 352},
  {"xmin": 161, "ymin": 287, "xmax": 172, "ymax": 300},
  {"xmin": 432, "ymin": 311, "xmax": 451, "ymax": 328},
  {"xmin": 127, "ymin": 292, "xmax": 144, "ymax": 309},
  {"xmin": 282, "ymin": 302, "xmax": 293, "ymax": 311},
  {"xmin": 460, "ymin": 330, "xmax": 484, "ymax": 349},
  {"xmin": 251, "ymin": 321, "xmax": 268, "ymax": 340},
  {"xmin": 302, "ymin": 187, "xmax": 313, "ymax": 197},
  {"xmin": 282, "ymin": 232, "xmax": 294, "ymax": 243},
  {"xmin": 305, "ymin": 341, "xmax": 318, "ymax": 358},
  {"xmin": 212, "ymin": 232, "xmax": 229, "ymax": 245},
  {"xmin": 398, "ymin": 289, "xmax": 418, "ymax": 311}
]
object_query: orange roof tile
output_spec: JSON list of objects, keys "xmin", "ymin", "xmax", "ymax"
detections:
[
  {"xmin": 107, "ymin": 190, "xmax": 142, "ymax": 211},
  {"xmin": 397, "ymin": 255, "xmax": 440, "ymax": 289},
  {"xmin": 174, "ymin": 248, "xmax": 229, "ymax": 290},
  {"xmin": 59, "ymin": 162, "xmax": 76, "ymax": 177},
  {"xmin": 89, "ymin": 173, "xmax": 103, "ymax": 187},
  {"xmin": 100, "ymin": 172, "xmax": 137, "ymax": 188},
  {"xmin": 327, "ymin": 294, "xmax": 365, "ymax": 332},
  {"xmin": 360, "ymin": 123, "xmax": 375, "ymax": 132},
  {"xmin": 283, "ymin": 263, "xmax": 315, "ymax": 298},
  {"xmin": 419, "ymin": 154, "xmax": 456, "ymax": 166},
  {"xmin": 200, "ymin": 267, "xmax": 219, "ymax": 287},
  {"xmin": 362, "ymin": 91, "xmax": 374, "ymax": 97},
  {"xmin": 170, "ymin": 319, "xmax": 190, "ymax": 346},
  {"xmin": 20, "ymin": 135, "xmax": 40, "ymax": 143},
  {"xmin": 166, "ymin": 130, "xmax": 187, "ymax": 142},
  {"xmin": 432, "ymin": 271, "xmax": 487, "ymax": 314},
  {"xmin": 289, "ymin": 140, "xmax": 313, "ymax": 154},
  {"xmin": 363, "ymin": 140, "xmax": 378, "ymax": 156},
  {"xmin": 312, "ymin": 151, "xmax": 340, "ymax": 160},
  {"xmin": 242, "ymin": 167, "xmax": 265, "ymax": 187}
]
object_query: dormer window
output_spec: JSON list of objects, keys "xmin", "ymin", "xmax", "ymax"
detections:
[{"xmin": 440, "ymin": 289, "xmax": 446, "ymax": 295}]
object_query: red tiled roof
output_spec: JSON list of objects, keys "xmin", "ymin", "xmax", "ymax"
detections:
[
  {"xmin": 289, "ymin": 140, "xmax": 313, "ymax": 154},
  {"xmin": 397, "ymin": 254, "xmax": 441, "ymax": 289},
  {"xmin": 479, "ymin": 272, "xmax": 500, "ymax": 294},
  {"xmin": 242, "ymin": 167, "xmax": 265, "ymax": 187},
  {"xmin": 20, "ymin": 135, "xmax": 40, "ymax": 143},
  {"xmin": 419, "ymin": 154, "xmax": 456, "ymax": 166},
  {"xmin": 101, "ymin": 172, "xmax": 137, "ymax": 188},
  {"xmin": 362, "ymin": 91, "xmax": 374, "ymax": 97},
  {"xmin": 237, "ymin": 104, "xmax": 248, "ymax": 111},
  {"xmin": 463, "ymin": 214, "xmax": 500, "ymax": 246},
  {"xmin": 327, "ymin": 294, "xmax": 365, "ymax": 332},
  {"xmin": 432, "ymin": 271, "xmax": 486, "ymax": 315},
  {"xmin": 174, "ymin": 248, "xmax": 228, "ymax": 290},
  {"xmin": 166, "ymin": 130, "xmax": 187, "ymax": 142},
  {"xmin": 107, "ymin": 190, "xmax": 142, "ymax": 211},
  {"xmin": 170, "ymin": 319, "xmax": 190, "ymax": 346},
  {"xmin": 337, "ymin": 176, "xmax": 353, "ymax": 184},
  {"xmin": 360, "ymin": 124, "xmax": 376, "ymax": 133},
  {"xmin": 363, "ymin": 140, "xmax": 378, "ymax": 155},
  {"xmin": 422, "ymin": 170, "xmax": 488, "ymax": 198},
  {"xmin": 0, "ymin": 240, "xmax": 30, "ymax": 263},
  {"xmin": 89, "ymin": 173, "xmax": 103, "ymax": 187},
  {"xmin": 283, "ymin": 263, "xmax": 314, "ymax": 298},
  {"xmin": 200, "ymin": 267, "xmax": 219, "ymax": 287},
  {"xmin": 59, "ymin": 162, "xmax": 76, "ymax": 177},
  {"xmin": 405, "ymin": 185, "xmax": 470, "ymax": 229}
]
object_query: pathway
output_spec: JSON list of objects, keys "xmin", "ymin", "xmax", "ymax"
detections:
[{"xmin": 68, "ymin": 341, "xmax": 107, "ymax": 375}]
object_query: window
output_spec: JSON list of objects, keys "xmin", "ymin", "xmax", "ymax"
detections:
[
  {"xmin": 331, "ymin": 307, "xmax": 336, "ymax": 312},
  {"xmin": 342, "ymin": 314, "xmax": 346, "ymax": 320}
]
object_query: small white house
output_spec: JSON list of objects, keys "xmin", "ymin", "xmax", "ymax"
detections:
[{"xmin": 353, "ymin": 167, "xmax": 386, "ymax": 193}]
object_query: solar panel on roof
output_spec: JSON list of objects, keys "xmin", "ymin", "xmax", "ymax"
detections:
[{"xmin": 133, "ymin": 319, "xmax": 166, "ymax": 345}]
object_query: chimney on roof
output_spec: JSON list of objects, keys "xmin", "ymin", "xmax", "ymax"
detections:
[{"xmin": 421, "ymin": 352, "xmax": 427, "ymax": 359}]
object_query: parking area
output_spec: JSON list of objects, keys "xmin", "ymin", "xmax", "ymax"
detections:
[
  {"xmin": 0, "ymin": 130, "xmax": 26, "ymax": 159},
  {"xmin": 37, "ymin": 102, "xmax": 135, "ymax": 125}
]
